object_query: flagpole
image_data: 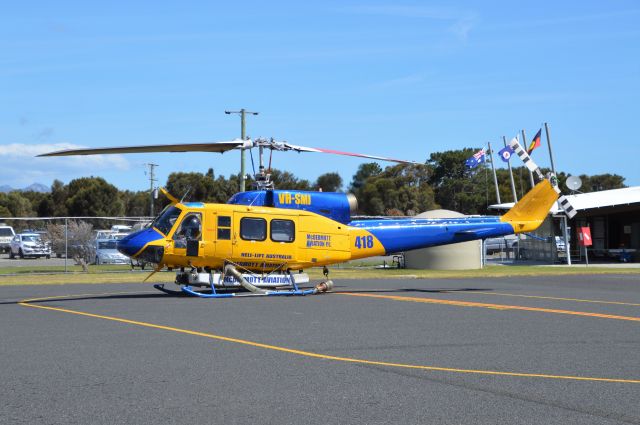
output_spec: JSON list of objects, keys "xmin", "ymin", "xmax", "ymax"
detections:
[
  {"xmin": 503, "ymin": 136, "xmax": 518, "ymax": 202},
  {"xmin": 545, "ymin": 122, "xmax": 570, "ymax": 265},
  {"xmin": 521, "ymin": 129, "xmax": 535, "ymax": 188},
  {"xmin": 487, "ymin": 142, "xmax": 501, "ymax": 204},
  {"xmin": 544, "ymin": 122, "xmax": 557, "ymax": 175}
]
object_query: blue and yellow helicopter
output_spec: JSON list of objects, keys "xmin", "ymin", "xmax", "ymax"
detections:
[{"xmin": 40, "ymin": 137, "xmax": 574, "ymax": 298}]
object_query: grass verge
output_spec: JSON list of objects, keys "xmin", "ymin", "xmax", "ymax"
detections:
[{"xmin": 0, "ymin": 265, "xmax": 638, "ymax": 286}]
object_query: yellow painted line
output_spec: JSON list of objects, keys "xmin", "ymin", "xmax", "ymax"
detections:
[
  {"xmin": 471, "ymin": 291, "xmax": 640, "ymax": 307},
  {"xmin": 340, "ymin": 293, "xmax": 640, "ymax": 322},
  {"xmin": 18, "ymin": 295, "xmax": 640, "ymax": 384}
]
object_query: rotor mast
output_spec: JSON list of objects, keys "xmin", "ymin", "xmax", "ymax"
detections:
[{"xmin": 225, "ymin": 108, "xmax": 259, "ymax": 192}]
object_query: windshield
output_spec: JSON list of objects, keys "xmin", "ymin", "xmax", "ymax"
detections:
[
  {"xmin": 22, "ymin": 235, "xmax": 40, "ymax": 242},
  {"xmin": 98, "ymin": 241, "xmax": 118, "ymax": 249},
  {"xmin": 0, "ymin": 228, "xmax": 13, "ymax": 236},
  {"xmin": 152, "ymin": 205, "xmax": 182, "ymax": 236}
]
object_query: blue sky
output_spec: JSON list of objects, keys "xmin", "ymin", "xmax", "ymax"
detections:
[{"xmin": 1, "ymin": 1, "xmax": 639, "ymax": 191}]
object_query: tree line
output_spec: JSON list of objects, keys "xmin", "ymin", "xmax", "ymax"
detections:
[{"xmin": 0, "ymin": 148, "xmax": 626, "ymax": 220}]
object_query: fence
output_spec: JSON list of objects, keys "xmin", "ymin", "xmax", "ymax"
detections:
[{"xmin": 0, "ymin": 216, "xmax": 152, "ymax": 272}]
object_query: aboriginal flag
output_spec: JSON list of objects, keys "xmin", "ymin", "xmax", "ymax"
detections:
[{"xmin": 527, "ymin": 129, "xmax": 542, "ymax": 155}]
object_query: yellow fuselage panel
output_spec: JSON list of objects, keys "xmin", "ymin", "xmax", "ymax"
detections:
[{"xmin": 158, "ymin": 202, "xmax": 370, "ymax": 271}]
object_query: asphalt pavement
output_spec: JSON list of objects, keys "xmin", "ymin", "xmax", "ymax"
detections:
[{"xmin": 1, "ymin": 274, "xmax": 640, "ymax": 424}]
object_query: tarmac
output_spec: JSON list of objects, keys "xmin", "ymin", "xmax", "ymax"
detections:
[{"xmin": 1, "ymin": 274, "xmax": 640, "ymax": 424}]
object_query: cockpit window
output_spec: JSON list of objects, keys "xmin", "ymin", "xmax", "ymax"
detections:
[
  {"xmin": 152, "ymin": 206, "xmax": 182, "ymax": 236},
  {"xmin": 173, "ymin": 213, "xmax": 202, "ymax": 249}
]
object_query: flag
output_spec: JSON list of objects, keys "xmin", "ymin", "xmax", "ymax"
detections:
[
  {"xmin": 465, "ymin": 149, "xmax": 486, "ymax": 169},
  {"xmin": 498, "ymin": 145, "xmax": 514, "ymax": 162},
  {"xmin": 527, "ymin": 129, "xmax": 542, "ymax": 154}
]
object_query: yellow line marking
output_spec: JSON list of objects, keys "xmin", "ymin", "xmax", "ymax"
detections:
[
  {"xmin": 339, "ymin": 293, "xmax": 640, "ymax": 322},
  {"xmin": 17, "ymin": 294, "xmax": 640, "ymax": 384},
  {"xmin": 470, "ymin": 291, "xmax": 640, "ymax": 307}
]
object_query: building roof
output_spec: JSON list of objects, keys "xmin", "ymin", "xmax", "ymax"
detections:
[{"xmin": 489, "ymin": 186, "xmax": 640, "ymax": 214}]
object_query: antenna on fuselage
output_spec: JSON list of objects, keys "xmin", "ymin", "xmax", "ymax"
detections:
[{"xmin": 180, "ymin": 187, "xmax": 192, "ymax": 203}]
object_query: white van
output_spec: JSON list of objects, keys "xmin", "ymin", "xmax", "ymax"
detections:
[{"xmin": 0, "ymin": 224, "xmax": 16, "ymax": 253}]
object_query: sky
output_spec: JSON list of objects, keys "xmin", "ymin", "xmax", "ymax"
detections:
[{"xmin": 1, "ymin": 0, "xmax": 639, "ymax": 192}]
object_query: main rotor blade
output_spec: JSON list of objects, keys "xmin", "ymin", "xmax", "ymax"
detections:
[
  {"xmin": 37, "ymin": 140, "xmax": 247, "ymax": 157},
  {"xmin": 282, "ymin": 142, "xmax": 416, "ymax": 164}
]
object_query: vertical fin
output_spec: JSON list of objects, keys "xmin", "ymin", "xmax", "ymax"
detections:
[{"xmin": 500, "ymin": 179, "xmax": 559, "ymax": 233}]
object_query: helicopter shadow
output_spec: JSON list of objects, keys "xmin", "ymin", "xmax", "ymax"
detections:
[
  {"xmin": 331, "ymin": 286, "xmax": 493, "ymax": 294},
  {"xmin": 2, "ymin": 291, "xmax": 183, "ymax": 306}
]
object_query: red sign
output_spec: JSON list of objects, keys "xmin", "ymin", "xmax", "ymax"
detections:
[{"xmin": 578, "ymin": 227, "xmax": 592, "ymax": 247}]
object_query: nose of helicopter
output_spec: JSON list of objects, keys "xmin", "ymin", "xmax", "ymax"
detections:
[{"xmin": 117, "ymin": 228, "xmax": 164, "ymax": 258}]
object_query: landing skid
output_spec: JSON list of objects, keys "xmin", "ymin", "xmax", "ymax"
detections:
[{"xmin": 154, "ymin": 264, "xmax": 333, "ymax": 299}]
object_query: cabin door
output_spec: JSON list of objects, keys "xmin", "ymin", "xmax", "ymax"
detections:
[{"xmin": 214, "ymin": 213, "xmax": 233, "ymax": 260}]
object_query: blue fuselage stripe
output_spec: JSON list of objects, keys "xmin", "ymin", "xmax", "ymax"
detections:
[{"xmin": 349, "ymin": 217, "xmax": 514, "ymax": 254}]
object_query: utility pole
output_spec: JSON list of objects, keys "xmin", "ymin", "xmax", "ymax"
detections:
[
  {"xmin": 145, "ymin": 163, "xmax": 158, "ymax": 217},
  {"xmin": 225, "ymin": 108, "xmax": 259, "ymax": 192}
]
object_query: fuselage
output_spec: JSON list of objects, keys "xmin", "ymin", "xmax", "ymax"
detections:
[{"xmin": 118, "ymin": 201, "xmax": 516, "ymax": 272}]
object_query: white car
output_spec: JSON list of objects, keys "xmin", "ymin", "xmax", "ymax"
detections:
[
  {"xmin": 94, "ymin": 238, "xmax": 129, "ymax": 265},
  {"xmin": 0, "ymin": 225, "xmax": 15, "ymax": 253},
  {"xmin": 10, "ymin": 233, "xmax": 51, "ymax": 259}
]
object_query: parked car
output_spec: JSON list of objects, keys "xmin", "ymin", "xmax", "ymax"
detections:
[
  {"xmin": 0, "ymin": 224, "xmax": 16, "ymax": 253},
  {"xmin": 554, "ymin": 236, "xmax": 566, "ymax": 252},
  {"xmin": 10, "ymin": 233, "xmax": 51, "ymax": 259},
  {"xmin": 484, "ymin": 235, "xmax": 518, "ymax": 254},
  {"xmin": 94, "ymin": 238, "xmax": 129, "ymax": 265},
  {"xmin": 110, "ymin": 225, "xmax": 132, "ymax": 233}
]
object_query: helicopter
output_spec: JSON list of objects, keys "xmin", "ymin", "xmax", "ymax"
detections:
[{"xmin": 39, "ymin": 137, "xmax": 575, "ymax": 298}]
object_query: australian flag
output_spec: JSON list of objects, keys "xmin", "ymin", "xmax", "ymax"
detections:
[{"xmin": 465, "ymin": 149, "xmax": 486, "ymax": 169}]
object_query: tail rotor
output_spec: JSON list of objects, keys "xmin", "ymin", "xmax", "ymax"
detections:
[{"xmin": 509, "ymin": 137, "xmax": 577, "ymax": 218}]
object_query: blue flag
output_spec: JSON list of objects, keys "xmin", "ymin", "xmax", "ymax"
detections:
[
  {"xmin": 498, "ymin": 145, "xmax": 514, "ymax": 162},
  {"xmin": 465, "ymin": 149, "xmax": 486, "ymax": 169}
]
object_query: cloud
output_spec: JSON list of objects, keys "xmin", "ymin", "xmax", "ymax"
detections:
[{"xmin": 0, "ymin": 143, "xmax": 130, "ymax": 186}]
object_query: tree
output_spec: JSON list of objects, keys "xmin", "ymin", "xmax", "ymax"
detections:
[
  {"xmin": 66, "ymin": 177, "xmax": 124, "ymax": 219},
  {"xmin": 166, "ymin": 171, "xmax": 214, "ymax": 203},
  {"xmin": 0, "ymin": 191, "xmax": 35, "ymax": 217},
  {"xmin": 427, "ymin": 149, "xmax": 489, "ymax": 214},
  {"xmin": 349, "ymin": 163, "xmax": 382, "ymax": 194},
  {"xmin": 268, "ymin": 169, "xmax": 311, "ymax": 190},
  {"xmin": 352, "ymin": 164, "xmax": 437, "ymax": 215},
  {"xmin": 121, "ymin": 190, "xmax": 150, "ymax": 217},
  {"xmin": 314, "ymin": 172, "xmax": 343, "ymax": 192},
  {"xmin": 578, "ymin": 173, "xmax": 626, "ymax": 192},
  {"xmin": 50, "ymin": 179, "xmax": 69, "ymax": 216}
]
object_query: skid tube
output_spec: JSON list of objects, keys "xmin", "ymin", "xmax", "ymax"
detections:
[{"xmin": 175, "ymin": 264, "xmax": 333, "ymax": 298}]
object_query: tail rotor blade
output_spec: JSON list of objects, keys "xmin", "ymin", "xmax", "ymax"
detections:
[{"xmin": 509, "ymin": 137, "xmax": 577, "ymax": 218}]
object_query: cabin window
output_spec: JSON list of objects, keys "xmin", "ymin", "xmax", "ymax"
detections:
[
  {"xmin": 270, "ymin": 219, "xmax": 295, "ymax": 243},
  {"xmin": 217, "ymin": 215, "xmax": 231, "ymax": 240},
  {"xmin": 240, "ymin": 217, "xmax": 267, "ymax": 241}
]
